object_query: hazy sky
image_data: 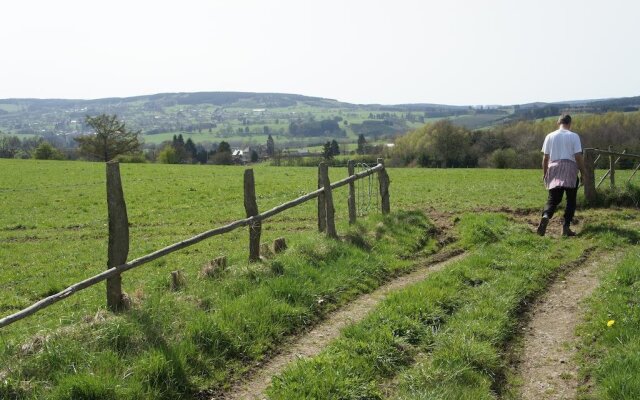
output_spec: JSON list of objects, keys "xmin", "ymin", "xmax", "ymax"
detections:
[{"xmin": 2, "ymin": 0, "xmax": 639, "ymax": 105}]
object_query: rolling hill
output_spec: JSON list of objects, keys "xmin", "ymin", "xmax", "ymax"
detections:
[{"xmin": 0, "ymin": 92, "xmax": 638, "ymax": 147}]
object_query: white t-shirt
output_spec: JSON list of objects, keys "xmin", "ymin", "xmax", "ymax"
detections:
[{"xmin": 541, "ymin": 128, "xmax": 582, "ymax": 162}]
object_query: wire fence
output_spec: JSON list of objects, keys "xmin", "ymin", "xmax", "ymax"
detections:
[{"xmin": 355, "ymin": 162, "xmax": 379, "ymax": 216}]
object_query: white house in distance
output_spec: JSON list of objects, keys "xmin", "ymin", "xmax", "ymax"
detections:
[{"xmin": 232, "ymin": 147, "xmax": 253, "ymax": 164}]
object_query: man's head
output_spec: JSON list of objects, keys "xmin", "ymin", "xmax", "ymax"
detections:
[{"xmin": 557, "ymin": 114, "xmax": 572, "ymax": 127}]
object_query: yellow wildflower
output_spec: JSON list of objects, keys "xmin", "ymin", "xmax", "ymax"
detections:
[{"xmin": 607, "ymin": 320, "xmax": 615, "ymax": 327}]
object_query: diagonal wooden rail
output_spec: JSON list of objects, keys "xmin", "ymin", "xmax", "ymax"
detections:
[{"xmin": 0, "ymin": 162, "xmax": 386, "ymax": 329}]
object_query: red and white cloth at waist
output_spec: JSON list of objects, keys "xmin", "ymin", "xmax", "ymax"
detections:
[{"xmin": 545, "ymin": 159, "xmax": 578, "ymax": 190}]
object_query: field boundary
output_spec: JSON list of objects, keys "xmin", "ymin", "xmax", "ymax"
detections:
[{"xmin": 0, "ymin": 159, "xmax": 390, "ymax": 329}]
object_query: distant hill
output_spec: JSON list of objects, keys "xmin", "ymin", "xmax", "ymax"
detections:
[{"xmin": 0, "ymin": 91, "xmax": 638, "ymax": 146}]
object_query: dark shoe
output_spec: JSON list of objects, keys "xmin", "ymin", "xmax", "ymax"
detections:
[
  {"xmin": 562, "ymin": 225, "xmax": 577, "ymax": 237},
  {"xmin": 537, "ymin": 217, "xmax": 549, "ymax": 236}
]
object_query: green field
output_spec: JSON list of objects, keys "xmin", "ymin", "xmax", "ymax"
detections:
[{"xmin": 0, "ymin": 159, "xmax": 638, "ymax": 399}]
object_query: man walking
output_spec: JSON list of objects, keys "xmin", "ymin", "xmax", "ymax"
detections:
[{"xmin": 537, "ymin": 114, "xmax": 586, "ymax": 237}]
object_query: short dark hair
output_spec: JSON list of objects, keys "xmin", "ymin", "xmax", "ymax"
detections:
[{"xmin": 557, "ymin": 114, "xmax": 572, "ymax": 125}]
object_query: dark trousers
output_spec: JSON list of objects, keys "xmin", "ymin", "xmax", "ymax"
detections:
[{"xmin": 542, "ymin": 187, "xmax": 577, "ymax": 225}]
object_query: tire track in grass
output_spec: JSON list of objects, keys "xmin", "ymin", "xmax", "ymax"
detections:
[
  {"xmin": 214, "ymin": 250, "xmax": 466, "ymax": 400},
  {"xmin": 515, "ymin": 251, "xmax": 621, "ymax": 400}
]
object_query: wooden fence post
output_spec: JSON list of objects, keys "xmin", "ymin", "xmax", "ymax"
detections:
[
  {"xmin": 347, "ymin": 160, "xmax": 356, "ymax": 224},
  {"xmin": 609, "ymin": 146, "xmax": 615, "ymax": 188},
  {"xmin": 319, "ymin": 162, "xmax": 337, "ymax": 238},
  {"xmin": 244, "ymin": 169, "xmax": 261, "ymax": 262},
  {"xmin": 583, "ymin": 149, "xmax": 597, "ymax": 205},
  {"xmin": 317, "ymin": 164, "xmax": 326, "ymax": 232},
  {"xmin": 273, "ymin": 237, "xmax": 287, "ymax": 253},
  {"xmin": 106, "ymin": 161, "xmax": 129, "ymax": 311},
  {"xmin": 377, "ymin": 158, "xmax": 390, "ymax": 214}
]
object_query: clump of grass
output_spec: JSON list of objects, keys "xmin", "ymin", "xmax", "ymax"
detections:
[
  {"xmin": 576, "ymin": 248, "xmax": 640, "ymax": 399},
  {"xmin": 50, "ymin": 374, "xmax": 118, "ymax": 400},
  {"xmin": 0, "ymin": 378, "xmax": 27, "ymax": 399},
  {"xmin": 267, "ymin": 214, "xmax": 587, "ymax": 399},
  {"xmin": 455, "ymin": 213, "xmax": 511, "ymax": 248},
  {"xmin": 584, "ymin": 182, "xmax": 640, "ymax": 208},
  {"xmin": 134, "ymin": 349, "xmax": 192, "ymax": 399}
]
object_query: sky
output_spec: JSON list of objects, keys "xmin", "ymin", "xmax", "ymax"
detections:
[{"xmin": 2, "ymin": 0, "xmax": 640, "ymax": 106}]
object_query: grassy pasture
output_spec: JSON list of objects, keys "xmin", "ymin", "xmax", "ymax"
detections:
[
  {"xmin": 0, "ymin": 159, "xmax": 639, "ymax": 399},
  {"xmin": 1, "ymin": 159, "xmax": 444, "ymax": 398},
  {"xmin": 0, "ymin": 160, "xmax": 354, "ymax": 339},
  {"xmin": 0, "ymin": 159, "xmax": 635, "ymax": 338}
]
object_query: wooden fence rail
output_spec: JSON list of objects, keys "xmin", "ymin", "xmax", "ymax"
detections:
[
  {"xmin": 583, "ymin": 148, "xmax": 640, "ymax": 205},
  {"xmin": 0, "ymin": 161, "xmax": 388, "ymax": 329}
]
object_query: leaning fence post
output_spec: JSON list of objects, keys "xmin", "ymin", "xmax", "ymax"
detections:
[
  {"xmin": 244, "ymin": 169, "xmax": 261, "ymax": 262},
  {"xmin": 106, "ymin": 161, "xmax": 129, "ymax": 311},
  {"xmin": 319, "ymin": 162, "xmax": 337, "ymax": 238},
  {"xmin": 377, "ymin": 158, "xmax": 390, "ymax": 214},
  {"xmin": 317, "ymin": 164, "xmax": 326, "ymax": 233},
  {"xmin": 583, "ymin": 149, "xmax": 597, "ymax": 205},
  {"xmin": 347, "ymin": 160, "xmax": 356, "ymax": 224},
  {"xmin": 609, "ymin": 146, "xmax": 616, "ymax": 188}
]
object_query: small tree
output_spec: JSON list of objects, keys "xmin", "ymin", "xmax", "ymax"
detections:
[
  {"xmin": 251, "ymin": 150, "xmax": 259, "ymax": 162},
  {"xmin": 490, "ymin": 148, "xmax": 517, "ymax": 169},
  {"xmin": 322, "ymin": 141, "xmax": 334, "ymax": 160},
  {"xmin": 266, "ymin": 134, "xmax": 275, "ymax": 157},
  {"xmin": 210, "ymin": 141, "xmax": 233, "ymax": 165},
  {"xmin": 217, "ymin": 141, "xmax": 231, "ymax": 153},
  {"xmin": 211, "ymin": 151, "xmax": 233, "ymax": 165},
  {"xmin": 158, "ymin": 145, "xmax": 180, "ymax": 164},
  {"xmin": 357, "ymin": 134, "xmax": 367, "ymax": 155},
  {"xmin": 184, "ymin": 138, "xmax": 197, "ymax": 161},
  {"xmin": 330, "ymin": 139, "xmax": 340, "ymax": 156},
  {"xmin": 33, "ymin": 142, "xmax": 64, "ymax": 160},
  {"xmin": 75, "ymin": 114, "xmax": 140, "ymax": 161},
  {"xmin": 195, "ymin": 145, "xmax": 208, "ymax": 164}
]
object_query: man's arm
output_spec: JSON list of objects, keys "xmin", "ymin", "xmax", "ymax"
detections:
[
  {"xmin": 542, "ymin": 154, "xmax": 550, "ymax": 180},
  {"xmin": 575, "ymin": 153, "xmax": 586, "ymax": 180}
]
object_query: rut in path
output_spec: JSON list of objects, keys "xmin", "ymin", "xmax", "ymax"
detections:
[
  {"xmin": 213, "ymin": 250, "xmax": 466, "ymax": 400},
  {"xmin": 516, "ymin": 251, "xmax": 620, "ymax": 400}
]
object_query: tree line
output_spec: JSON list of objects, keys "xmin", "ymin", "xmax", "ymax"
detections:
[
  {"xmin": 391, "ymin": 111, "xmax": 640, "ymax": 168},
  {"xmin": 0, "ymin": 115, "xmax": 259, "ymax": 165},
  {"xmin": 4, "ymin": 111, "xmax": 638, "ymax": 168}
]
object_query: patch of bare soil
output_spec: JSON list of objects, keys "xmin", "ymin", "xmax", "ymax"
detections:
[
  {"xmin": 213, "ymin": 250, "xmax": 466, "ymax": 400},
  {"xmin": 515, "ymin": 251, "xmax": 619, "ymax": 400}
]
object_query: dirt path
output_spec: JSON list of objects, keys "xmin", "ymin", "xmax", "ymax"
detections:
[
  {"xmin": 215, "ymin": 250, "xmax": 466, "ymax": 400},
  {"xmin": 516, "ymin": 251, "xmax": 618, "ymax": 400}
]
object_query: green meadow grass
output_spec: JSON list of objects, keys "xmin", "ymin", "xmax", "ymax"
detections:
[
  {"xmin": 1, "ymin": 157, "xmax": 446, "ymax": 398},
  {"xmin": 267, "ymin": 214, "xmax": 590, "ymax": 399},
  {"xmin": 267, "ymin": 211, "xmax": 640, "ymax": 399},
  {"xmin": 576, "ymin": 237, "xmax": 640, "ymax": 399},
  {"xmin": 0, "ymin": 159, "xmax": 634, "ymax": 341},
  {"xmin": 1, "ymin": 159, "xmax": 638, "ymax": 399},
  {"xmin": 1, "ymin": 160, "xmax": 557, "ymax": 337},
  {"xmin": 0, "ymin": 212, "xmax": 435, "ymax": 399}
]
